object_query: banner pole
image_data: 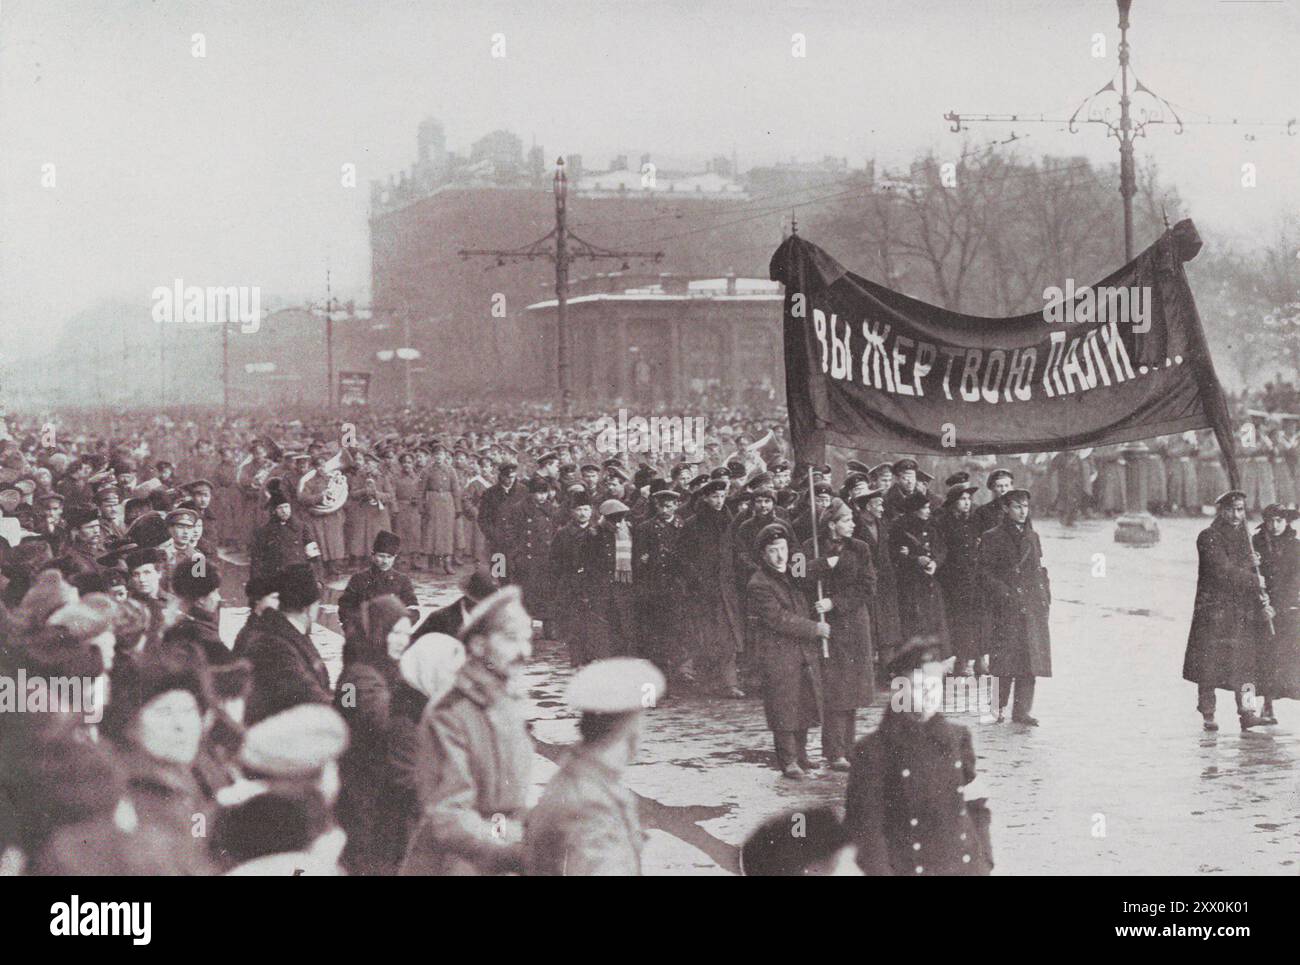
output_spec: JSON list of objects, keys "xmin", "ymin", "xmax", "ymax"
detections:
[{"xmin": 808, "ymin": 468, "xmax": 828, "ymax": 658}]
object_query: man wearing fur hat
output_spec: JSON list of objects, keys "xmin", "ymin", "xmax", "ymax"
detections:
[
  {"xmin": 241, "ymin": 563, "xmax": 332, "ymax": 724},
  {"xmin": 679, "ymin": 478, "xmax": 745, "ymax": 697},
  {"xmin": 337, "ymin": 530, "xmax": 419, "ymax": 639},
  {"xmin": 249, "ymin": 478, "xmax": 320, "ymax": 582}
]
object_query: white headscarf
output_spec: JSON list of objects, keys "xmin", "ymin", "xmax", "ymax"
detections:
[{"xmin": 399, "ymin": 633, "xmax": 466, "ymax": 705}]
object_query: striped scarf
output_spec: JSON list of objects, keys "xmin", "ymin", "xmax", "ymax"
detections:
[{"xmin": 614, "ymin": 520, "xmax": 633, "ymax": 582}]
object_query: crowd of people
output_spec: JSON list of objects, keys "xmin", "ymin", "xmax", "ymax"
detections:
[{"xmin": 0, "ymin": 398, "xmax": 1296, "ymax": 875}]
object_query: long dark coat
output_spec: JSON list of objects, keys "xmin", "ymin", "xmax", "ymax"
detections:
[
  {"xmin": 241, "ymin": 608, "xmax": 333, "ymax": 724},
  {"xmin": 844, "ymin": 710, "xmax": 992, "ymax": 876},
  {"xmin": 336, "ymin": 565, "xmax": 419, "ymax": 637},
  {"xmin": 334, "ymin": 654, "xmax": 404, "ymax": 875},
  {"xmin": 1182, "ymin": 518, "xmax": 1265, "ymax": 690},
  {"xmin": 248, "ymin": 514, "xmax": 315, "ymax": 582},
  {"xmin": 745, "ymin": 562, "xmax": 823, "ymax": 732},
  {"xmin": 500, "ymin": 497, "xmax": 556, "ymax": 620},
  {"xmin": 679, "ymin": 504, "xmax": 744, "ymax": 659},
  {"xmin": 855, "ymin": 513, "xmax": 901, "ymax": 658},
  {"xmin": 1254, "ymin": 527, "xmax": 1300, "ymax": 699},
  {"xmin": 889, "ymin": 514, "xmax": 951, "ymax": 655},
  {"xmin": 550, "ymin": 521, "xmax": 608, "ymax": 665},
  {"xmin": 936, "ymin": 511, "xmax": 982, "ymax": 662},
  {"xmin": 804, "ymin": 535, "xmax": 875, "ymax": 709},
  {"xmin": 978, "ymin": 518, "xmax": 1052, "ymax": 678}
]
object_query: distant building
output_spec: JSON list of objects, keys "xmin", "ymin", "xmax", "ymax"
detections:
[{"xmin": 524, "ymin": 275, "xmax": 785, "ymax": 406}]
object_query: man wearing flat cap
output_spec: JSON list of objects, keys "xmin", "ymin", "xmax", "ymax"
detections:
[
  {"xmin": 633, "ymin": 485, "xmax": 687, "ymax": 680},
  {"xmin": 974, "ymin": 469, "xmax": 1015, "ymax": 536},
  {"xmin": 883, "ymin": 458, "xmax": 921, "ymax": 522},
  {"xmin": 550, "ymin": 492, "xmax": 608, "ymax": 666},
  {"xmin": 524, "ymin": 658, "xmax": 665, "ymax": 875},
  {"xmin": 977, "ymin": 489, "xmax": 1051, "ymax": 725},
  {"xmin": 337, "ymin": 530, "xmax": 419, "ymax": 639},
  {"xmin": 500, "ymin": 475, "xmax": 557, "ymax": 635},
  {"xmin": 1182, "ymin": 490, "xmax": 1270, "ymax": 731}
]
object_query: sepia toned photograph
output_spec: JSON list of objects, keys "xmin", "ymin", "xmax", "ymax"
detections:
[{"xmin": 1, "ymin": 0, "xmax": 1298, "ymax": 909}]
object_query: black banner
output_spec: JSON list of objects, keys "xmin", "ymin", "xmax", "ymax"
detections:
[{"xmin": 770, "ymin": 219, "xmax": 1237, "ymax": 486}]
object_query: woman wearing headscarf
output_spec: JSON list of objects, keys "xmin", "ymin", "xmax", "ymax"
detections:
[
  {"xmin": 385, "ymin": 632, "xmax": 467, "ymax": 860},
  {"xmin": 333, "ymin": 593, "xmax": 413, "ymax": 875},
  {"xmin": 802, "ymin": 498, "xmax": 875, "ymax": 770}
]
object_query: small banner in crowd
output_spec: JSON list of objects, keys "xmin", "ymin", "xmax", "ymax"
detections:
[
  {"xmin": 770, "ymin": 219, "xmax": 1238, "ymax": 485},
  {"xmin": 338, "ymin": 371, "xmax": 371, "ymax": 406}
]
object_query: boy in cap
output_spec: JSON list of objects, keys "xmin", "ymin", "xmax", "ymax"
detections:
[
  {"xmin": 524, "ymin": 658, "xmax": 665, "ymax": 875},
  {"xmin": 336, "ymin": 530, "xmax": 419, "ymax": 638},
  {"xmin": 843, "ymin": 636, "xmax": 993, "ymax": 875},
  {"xmin": 747, "ymin": 522, "xmax": 831, "ymax": 778}
]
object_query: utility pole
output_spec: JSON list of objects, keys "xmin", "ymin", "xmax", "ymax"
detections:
[
  {"xmin": 944, "ymin": 0, "xmax": 1294, "ymax": 262},
  {"xmin": 222, "ymin": 318, "xmax": 230, "ymax": 417},
  {"xmin": 459, "ymin": 156, "xmax": 664, "ymax": 416},
  {"xmin": 325, "ymin": 268, "xmax": 335, "ymax": 410}
]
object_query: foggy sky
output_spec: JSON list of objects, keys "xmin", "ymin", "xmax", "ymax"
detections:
[{"xmin": 2, "ymin": 0, "xmax": 1297, "ymax": 358}]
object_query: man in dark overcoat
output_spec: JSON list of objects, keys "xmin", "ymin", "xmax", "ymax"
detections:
[
  {"xmin": 549, "ymin": 493, "xmax": 607, "ymax": 667},
  {"xmin": 853, "ymin": 488, "xmax": 901, "ymax": 671},
  {"xmin": 678, "ymin": 480, "xmax": 744, "ymax": 697},
  {"xmin": 936, "ymin": 483, "xmax": 982, "ymax": 674},
  {"xmin": 746, "ymin": 522, "xmax": 830, "ymax": 779},
  {"xmin": 803, "ymin": 498, "xmax": 875, "ymax": 770},
  {"xmin": 977, "ymin": 489, "xmax": 1051, "ymax": 725},
  {"xmin": 632, "ymin": 487, "xmax": 686, "ymax": 679},
  {"xmin": 500, "ymin": 477, "xmax": 556, "ymax": 630},
  {"xmin": 889, "ymin": 491, "xmax": 950, "ymax": 657},
  {"xmin": 1183, "ymin": 490, "xmax": 1270, "ymax": 731}
]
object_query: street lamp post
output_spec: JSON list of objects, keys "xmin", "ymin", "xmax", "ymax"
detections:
[{"xmin": 554, "ymin": 157, "xmax": 571, "ymax": 416}]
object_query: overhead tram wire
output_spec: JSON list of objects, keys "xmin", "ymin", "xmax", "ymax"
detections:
[{"xmin": 566, "ymin": 140, "xmax": 1028, "ymax": 232}]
